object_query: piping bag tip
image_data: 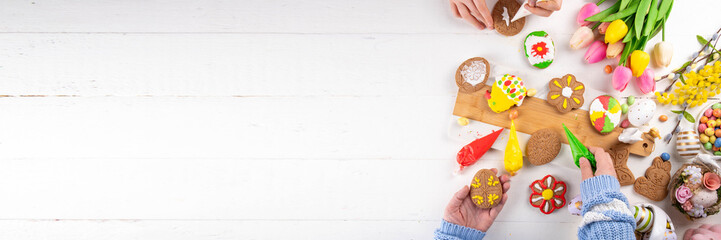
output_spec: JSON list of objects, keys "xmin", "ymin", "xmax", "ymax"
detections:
[
  {"xmin": 562, "ymin": 124, "xmax": 597, "ymax": 171},
  {"xmin": 510, "ymin": 1, "xmax": 532, "ymax": 22}
]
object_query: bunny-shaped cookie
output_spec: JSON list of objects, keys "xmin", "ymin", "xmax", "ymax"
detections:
[{"xmin": 634, "ymin": 157, "xmax": 672, "ymax": 201}]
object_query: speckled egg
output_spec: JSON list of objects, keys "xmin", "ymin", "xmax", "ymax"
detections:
[
  {"xmin": 690, "ymin": 188, "xmax": 718, "ymax": 208},
  {"xmin": 567, "ymin": 195, "xmax": 582, "ymax": 216},
  {"xmin": 627, "ymin": 100, "xmax": 656, "ymax": 127}
]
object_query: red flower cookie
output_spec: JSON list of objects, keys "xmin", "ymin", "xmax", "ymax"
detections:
[{"xmin": 529, "ymin": 175, "xmax": 566, "ymax": 214}]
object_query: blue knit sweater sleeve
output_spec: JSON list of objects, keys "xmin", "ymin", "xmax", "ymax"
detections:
[
  {"xmin": 577, "ymin": 175, "xmax": 636, "ymax": 240},
  {"xmin": 433, "ymin": 219, "xmax": 486, "ymax": 240}
]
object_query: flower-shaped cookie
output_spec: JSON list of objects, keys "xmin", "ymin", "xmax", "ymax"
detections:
[
  {"xmin": 529, "ymin": 175, "xmax": 566, "ymax": 214},
  {"xmin": 547, "ymin": 74, "xmax": 585, "ymax": 113}
]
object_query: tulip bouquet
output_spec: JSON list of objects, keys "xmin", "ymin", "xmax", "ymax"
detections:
[{"xmin": 571, "ymin": 0, "xmax": 674, "ymax": 94}]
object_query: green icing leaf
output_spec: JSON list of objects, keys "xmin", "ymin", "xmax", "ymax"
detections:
[{"xmin": 534, "ymin": 60, "xmax": 553, "ymax": 69}]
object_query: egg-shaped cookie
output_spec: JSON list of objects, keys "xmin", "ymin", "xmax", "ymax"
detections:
[
  {"xmin": 470, "ymin": 169, "xmax": 503, "ymax": 208},
  {"xmin": 526, "ymin": 128, "xmax": 561, "ymax": 165},
  {"xmin": 589, "ymin": 95, "xmax": 622, "ymax": 134},
  {"xmin": 524, "ymin": 31, "xmax": 555, "ymax": 69}
]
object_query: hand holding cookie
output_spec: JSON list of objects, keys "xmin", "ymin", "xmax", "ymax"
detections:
[
  {"xmin": 579, "ymin": 147, "xmax": 617, "ymax": 181},
  {"xmin": 524, "ymin": 0, "xmax": 562, "ymax": 17},
  {"xmin": 443, "ymin": 168, "xmax": 510, "ymax": 232},
  {"xmin": 449, "ymin": 0, "xmax": 494, "ymax": 30}
]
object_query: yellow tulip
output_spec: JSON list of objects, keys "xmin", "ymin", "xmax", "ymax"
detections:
[
  {"xmin": 605, "ymin": 19, "xmax": 628, "ymax": 44},
  {"xmin": 630, "ymin": 50, "xmax": 650, "ymax": 77}
]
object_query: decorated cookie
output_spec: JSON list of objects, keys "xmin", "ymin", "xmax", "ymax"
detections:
[
  {"xmin": 529, "ymin": 175, "xmax": 566, "ymax": 214},
  {"xmin": 492, "ymin": 0, "xmax": 525, "ymax": 36},
  {"xmin": 627, "ymin": 99, "xmax": 656, "ymax": 127},
  {"xmin": 470, "ymin": 169, "xmax": 503, "ymax": 208},
  {"xmin": 455, "ymin": 57, "xmax": 490, "ymax": 93},
  {"xmin": 589, "ymin": 95, "xmax": 622, "ymax": 134},
  {"xmin": 487, "ymin": 74, "xmax": 526, "ymax": 113},
  {"xmin": 634, "ymin": 157, "xmax": 672, "ymax": 201},
  {"xmin": 526, "ymin": 128, "xmax": 561, "ymax": 166},
  {"xmin": 547, "ymin": 74, "xmax": 585, "ymax": 113},
  {"xmin": 607, "ymin": 143, "xmax": 634, "ymax": 186},
  {"xmin": 524, "ymin": 31, "xmax": 555, "ymax": 69}
]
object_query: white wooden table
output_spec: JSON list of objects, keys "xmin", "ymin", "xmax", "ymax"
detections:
[{"xmin": 0, "ymin": 0, "xmax": 719, "ymax": 239}]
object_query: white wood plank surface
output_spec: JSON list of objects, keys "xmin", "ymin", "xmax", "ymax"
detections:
[{"xmin": 0, "ymin": 0, "xmax": 720, "ymax": 239}]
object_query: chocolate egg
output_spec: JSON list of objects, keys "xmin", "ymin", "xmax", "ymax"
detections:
[
  {"xmin": 627, "ymin": 100, "xmax": 656, "ymax": 127},
  {"xmin": 677, "ymin": 129, "xmax": 701, "ymax": 159}
]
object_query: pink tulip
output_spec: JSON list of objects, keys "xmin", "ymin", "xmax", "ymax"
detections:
[
  {"xmin": 598, "ymin": 22, "xmax": 611, "ymax": 34},
  {"xmin": 638, "ymin": 68, "xmax": 656, "ymax": 94},
  {"xmin": 577, "ymin": 3, "xmax": 600, "ymax": 26},
  {"xmin": 612, "ymin": 66, "xmax": 632, "ymax": 92},
  {"xmin": 584, "ymin": 41, "xmax": 607, "ymax": 64},
  {"xmin": 570, "ymin": 26, "xmax": 595, "ymax": 50}
]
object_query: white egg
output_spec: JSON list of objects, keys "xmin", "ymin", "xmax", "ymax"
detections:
[
  {"xmin": 676, "ymin": 129, "xmax": 701, "ymax": 159},
  {"xmin": 628, "ymin": 100, "xmax": 656, "ymax": 127}
]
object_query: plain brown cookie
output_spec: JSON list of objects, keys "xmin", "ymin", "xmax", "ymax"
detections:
[
  {"xmin": 607, "ymin": 143, "xmax": 634, "ymax": 186},
  {"xmin": 526, "ymin": 128, "xmax": 561, "ymax": 166},
  {"xmin": 492, "ymin": 0, "xmax": 525, "ymax": 36},
  {"xmin": 470, "ymin": 169, "xmax": 503, "ymax": 208},
  {"xmin": 455, "ymin": 57, "xmax": 490, "ymax": 93},
  {"xmin": 634, "ymin": 157, "xmax": 672, "ymax": 201}
]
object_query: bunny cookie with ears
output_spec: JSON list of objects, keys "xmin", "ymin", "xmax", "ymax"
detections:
[
  {"xmin": 634, "ymin": 157, "xmax": 672, "ymax": 201},
  {"xmin": 607, "ymin": 144, "xmax": 634, "ymax": 186}
]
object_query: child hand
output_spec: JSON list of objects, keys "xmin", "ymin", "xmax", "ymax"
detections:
[
  {"xmin": 443, "ymin": 168, "xmax": 510, "ymax": 232},
  {"xmin": 449, "ymin": 0, "xmax": 494, "ymax": 30},
  {"xmin": 524, "ymin": 0, "xmax": 562, "ymax": 17},
  {"xmin": 684, "ymin": 224, "xmax": 721, "ymax": 240},
  {"xmin": 579, "ymin": 146, "xmax": 617, "ymax": 180}
]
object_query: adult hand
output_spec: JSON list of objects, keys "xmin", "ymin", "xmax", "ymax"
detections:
[
  {"xmin": 449, "ymin": 0, "xmax": 494, "ymax": 30},
  {"xmin": 443, "ymin": 168, "xmax": 510, "ymax": 232},
  {"xmin": 579, "ymin": 146, "xmax": 616, "ymax": 181},
  {"xmin": 684, "ymin": 224, "xmax": 721, "ymax": 240},
  {"xmin": 524, "ymin": 0, "xmax": 562, "ymax": 17}
]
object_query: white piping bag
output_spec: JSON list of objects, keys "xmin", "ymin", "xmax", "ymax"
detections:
[
  {"xmin": 511, "ymin": 0, "xmax": 531, "ymax": 22},
  {"xmin": 511, "ymin": 0, "xmax": 549, "ymax": 22}
]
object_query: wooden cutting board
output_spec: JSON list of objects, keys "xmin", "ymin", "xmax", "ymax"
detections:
[{"xmin": 452, "ymin": 85, "xmax": 655, "ymax": 156}]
